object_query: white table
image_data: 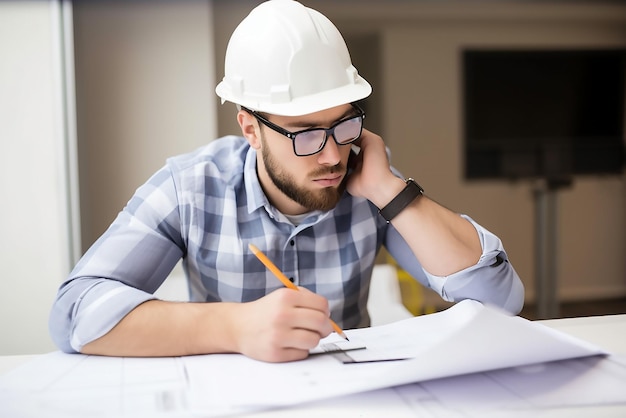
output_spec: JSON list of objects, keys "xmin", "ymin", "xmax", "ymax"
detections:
[{"xmin": 540, "ymin": 314, "xmax": 626, "ymax": 355}]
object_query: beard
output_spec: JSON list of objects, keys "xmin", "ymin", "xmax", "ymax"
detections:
[{"xmin": 260, "ymin": 136, "xmax": 347, "ymax": 212}]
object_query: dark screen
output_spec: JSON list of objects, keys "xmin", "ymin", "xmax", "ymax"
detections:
[{"xmin": 463, "ymin": 49, "xmax": 625, "ymax": 181}]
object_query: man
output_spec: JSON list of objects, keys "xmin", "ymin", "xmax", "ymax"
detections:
[{"xmin": 49, "ymin": 0, "xmax": 524, "ymax": 363}]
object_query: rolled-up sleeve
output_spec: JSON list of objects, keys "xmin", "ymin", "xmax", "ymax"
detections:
[
  {"xmin": 49, "ymin": 168, "xmax": 185, "ymax": 353},
  {"xmin": 49, "ymin": 278, "xmax": 157, "ymax": 353},
  {"xmin": 387, "ymin": 215, "xmax": 525, "ymax": 315}
]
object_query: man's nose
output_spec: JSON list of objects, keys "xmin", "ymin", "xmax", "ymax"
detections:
[{"xmin": 316, "ymin": 134, "xmax": 341, "ymax": 165}]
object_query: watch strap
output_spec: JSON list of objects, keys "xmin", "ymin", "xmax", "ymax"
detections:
[{"xmin": 379, "ymin": 178, "xmax": 424, "ymax": 223}]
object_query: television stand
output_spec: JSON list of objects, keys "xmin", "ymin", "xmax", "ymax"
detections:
[{"xmin": 533, "ymin": 178, "xmax": 570, "ymax": 319}]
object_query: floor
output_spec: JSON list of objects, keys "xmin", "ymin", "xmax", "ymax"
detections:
[{"xmin": 520, "ymin": 297, "xmax": 626, "ymax": 320}]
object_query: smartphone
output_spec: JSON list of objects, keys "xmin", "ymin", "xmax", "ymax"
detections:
[{"xmin": 348, "ymin": 145, "xmax": 361, "ymax": 173}]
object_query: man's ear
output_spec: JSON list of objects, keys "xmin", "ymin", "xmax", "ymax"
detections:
[{"xmin": 237, "ymin": 110, "xmax": 261, "ymax": 150}]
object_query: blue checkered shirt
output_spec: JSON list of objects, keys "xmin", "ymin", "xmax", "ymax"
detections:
[{"xmin": 49, "ymin": 136, "xmax": 524, "ymax": 353}]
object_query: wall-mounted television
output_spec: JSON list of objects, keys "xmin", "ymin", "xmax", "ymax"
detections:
[{"xmin": 463, "ymin": 49, "xmax": 626, "ymax": 184}]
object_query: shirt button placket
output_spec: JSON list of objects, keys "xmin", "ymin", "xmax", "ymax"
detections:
[{"xmin": 285, "ymin": 238, "xmax": 297, "ymax": 286}]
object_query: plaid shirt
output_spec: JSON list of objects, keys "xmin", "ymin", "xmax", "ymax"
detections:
[{"xmin": 49, "ymin": 136, "xmax": 524, "ymax": 353}]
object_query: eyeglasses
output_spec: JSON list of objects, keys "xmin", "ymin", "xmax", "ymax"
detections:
[{"xmin": 243, "ymin": 104, "xmax": 365, "ymax": 156}]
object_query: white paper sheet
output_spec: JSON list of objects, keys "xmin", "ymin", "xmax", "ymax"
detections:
[
  {"xmin": 183, "ymin": 300, "xmax": 607, "ymax": 414},
  {"xmin": 388, "ymin": 354, "xmax": 626, "ymax": 417},
  {"xmin": 0, "ymin": 353, "xmax": 189, "ymax": 417},
  {"xmin": 0, "ymin": 300, "xmax": 615, "ymax": 418}
]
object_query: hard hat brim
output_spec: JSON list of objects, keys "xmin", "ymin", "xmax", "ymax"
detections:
[{"xmin": 216, "ymin": 75, "xmax": 372, "ymax": 117}]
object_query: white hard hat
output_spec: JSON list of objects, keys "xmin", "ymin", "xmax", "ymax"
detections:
[{"xmin": 215, "ymin": 0, "xmax": 372, "ymax": 116}]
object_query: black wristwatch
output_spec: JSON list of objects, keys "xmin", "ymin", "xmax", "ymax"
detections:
[{"xmin": 379, "ymin": 178, "xmax": 424, "ymax": 223}]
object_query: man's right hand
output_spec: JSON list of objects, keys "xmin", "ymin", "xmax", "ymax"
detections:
[{"xmin": 232, "ymin": 287, "xmax": 333, "ymax": 362}]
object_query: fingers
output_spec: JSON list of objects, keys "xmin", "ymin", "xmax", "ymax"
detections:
[
  {"xmin": 346, "ymin": 128, "xmax": 399, "ymax": 202},
  {"xmin": 357, "ymin": 128, "xmax": 383, "ymax": 148},
  {"xmin": 234, "ymin": 288, "xmax": 334, "ymax": 363},
  {"xmin": 269, "ymin": 288, "xmax": 333, "ymax": 340},
  {"xmin": 259, "ymin": 328, "xmax": 328, "ymax": 363},
  {"xmin": 290, "ymin": 286, "xmax": 331, "ymax": 315}
]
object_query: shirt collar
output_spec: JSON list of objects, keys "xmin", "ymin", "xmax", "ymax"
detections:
[
  {"xmin": 242, "ymin": 145, "xmax": 330, "ymax": 226},
  {"xmin": 244, "ymin": 146, "xmax": 266, "ymax": 214}
]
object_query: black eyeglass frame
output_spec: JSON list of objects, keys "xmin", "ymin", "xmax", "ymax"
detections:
[{"xmin": 242, "ymin": 103, "xmax": 366, "ymax": 157}]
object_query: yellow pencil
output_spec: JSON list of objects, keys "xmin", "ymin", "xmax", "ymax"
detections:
[{"xmin": 248, "ymin": 243, "xmax": 349, "ymax": 341}]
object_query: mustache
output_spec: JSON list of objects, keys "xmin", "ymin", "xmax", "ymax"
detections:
[{"xmin": 310, "ymin": 163, "xmax": 346, "ymax": 178}]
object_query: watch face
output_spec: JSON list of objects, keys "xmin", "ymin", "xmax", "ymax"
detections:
[{"xmin": 406, "ymin": 178, "xmax": 424, "ymax": 194}]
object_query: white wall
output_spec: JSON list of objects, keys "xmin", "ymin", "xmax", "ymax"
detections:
[{"xmin": 0, "ymin": 1, "xmax": 79, "ymax": 355}]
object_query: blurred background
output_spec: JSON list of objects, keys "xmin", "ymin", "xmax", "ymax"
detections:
[{"xmin": 1, "ymin": 0, "xmax": 625, "ymax": 355}]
